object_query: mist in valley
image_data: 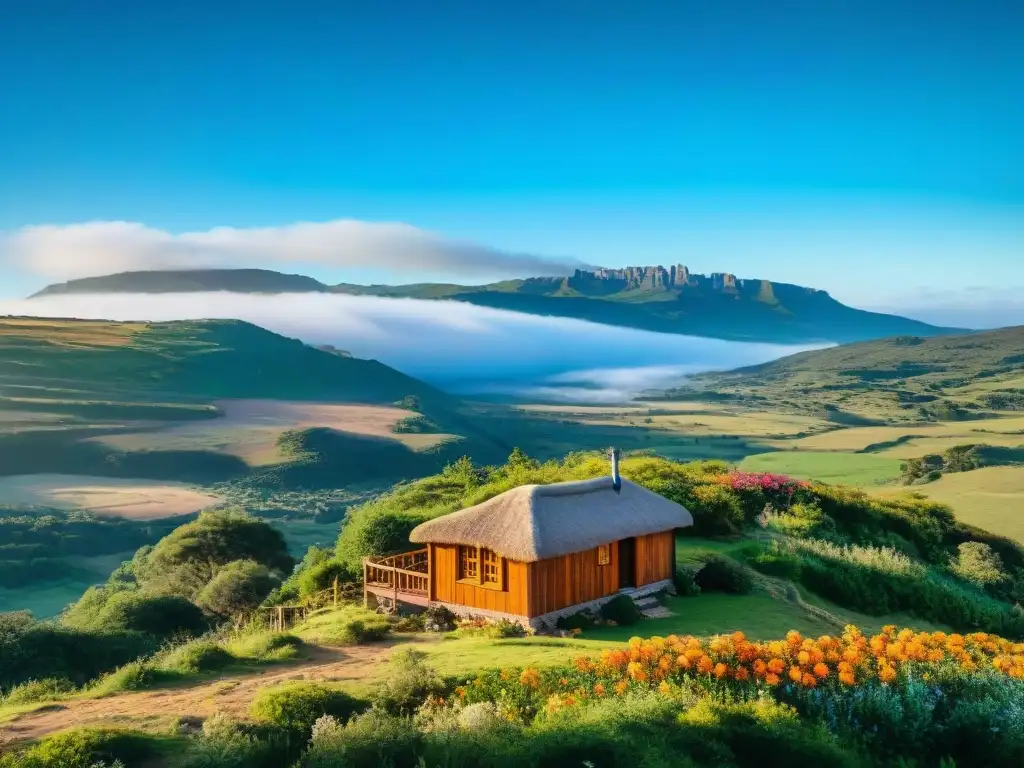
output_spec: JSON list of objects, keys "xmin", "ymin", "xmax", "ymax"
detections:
[{"xmin": 2, "ymin": 293, "xmax": 824, "ymax": 402}]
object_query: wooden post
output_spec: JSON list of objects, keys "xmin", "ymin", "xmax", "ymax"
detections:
[
  {"xmin": 362, "ymin": 558, "xmax": 368, "ymax": 609},
  {"xmin": 277, "ymin": 605, "xmax": 284, "ymax": 631},
  {"xmin": 333, "ymin": 576, "xmax": 339, "ymax": 609}
]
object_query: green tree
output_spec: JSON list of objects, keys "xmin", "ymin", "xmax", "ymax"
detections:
[
  {"xmin": 135, "ymin": 510, "xmax": 293, "ymax": 599},
  {"xmin": 196, "ymin": 560, "xmax": 278, "ymax": 622}
]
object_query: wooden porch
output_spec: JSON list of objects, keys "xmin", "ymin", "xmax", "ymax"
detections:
[{"xmin": 363, "ymin": 548, "xmax": 430, "ymax": 612}]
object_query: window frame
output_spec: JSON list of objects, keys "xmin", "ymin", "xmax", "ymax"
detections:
[
  {"xmin": 457, "ymin": 545, "xmax": 479, "ymax": 583},
  {"xmin": 597, "ymin": 543, "xmax": 611, "ymax": 566},
  {"xmin": 457, "ymin": 545, "xmax": 505, "ymax": 590}
]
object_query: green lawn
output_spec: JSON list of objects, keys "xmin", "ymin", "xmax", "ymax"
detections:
[
  {"xmin": 405, "ymin": 592, "xmax": 838, "ymax": 677},
  {"xmin": 740, "ymin": 450, "xmax": 903, "ymax": 486}
]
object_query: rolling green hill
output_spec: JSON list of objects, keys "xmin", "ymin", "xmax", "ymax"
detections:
[
  {"xmin": 0, "ymin": 317, "xmax": 507, "ymax": 489},
  {"xmin": 29, "ymin": 267, "xmax": 955, "ymax": 344},
  {"xmin": 665, "ymin": 326, "xmax": 1024, "ymax": 424}
]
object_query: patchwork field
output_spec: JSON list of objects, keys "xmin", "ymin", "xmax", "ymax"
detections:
[
  {"xmin": 86, "ymin": 399, "xmax": 454, "ymax": 466},
  {"xmin": 0, "ymin": 474, "xmax": 221, "ymax": 519}
]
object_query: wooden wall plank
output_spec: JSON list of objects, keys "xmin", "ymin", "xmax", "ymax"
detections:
[
  {"xmin": 431, "ymin": 544, "xmax": 528, "ymax": 615},
  {"xmin": 525, "ymin": 541, "xmax": 620, "ymax": 617},
  {"xmin": 635, "ymin": 531, "xmax": 674, "ymax": 586}
]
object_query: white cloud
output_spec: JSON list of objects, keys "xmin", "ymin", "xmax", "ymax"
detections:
[
  {"xmin": 1, "ymin": 292, "xmax": 821, "ymax": 402},
  {"xmin": 863, "ymin": 286, "xmax": 1024, "ymax": 330},
  {"xmin": 1, "ymin": 219, "xmax": 588, "ymax": 281}
]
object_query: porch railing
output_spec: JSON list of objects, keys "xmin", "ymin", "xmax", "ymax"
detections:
[{"xmin": 363, "ymin": 548, "xmax": 429, "ymax": 600}]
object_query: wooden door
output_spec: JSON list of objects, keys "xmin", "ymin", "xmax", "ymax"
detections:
[{"xmin": 618, "ymin": 537, "xmax": 636, "ymax": 588}]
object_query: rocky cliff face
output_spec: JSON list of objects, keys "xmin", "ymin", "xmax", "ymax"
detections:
[{"xmin": 571, "ymin": 264, "xmax": 742, "ymax": 293}]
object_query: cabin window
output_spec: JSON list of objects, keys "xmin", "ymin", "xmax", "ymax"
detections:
[
  {"xmin": 481, "ymin": 548, "xmax": 502, "ymax": 588},
  {"xmin": 597, "ymin": 544, "xmax": 611, "ymax": 566},
  {"xmin": 457, "ymin": 546, "xmax": 504, "ymax": 589},
  {"xmin": 458, "ymin": 545, "xmax": 479, "ymax": 581}
]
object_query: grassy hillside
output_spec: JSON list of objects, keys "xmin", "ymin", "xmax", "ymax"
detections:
[
  {"xmin": 0, "ymin": 316, "xmax": 509, "ymax": 494},
  {"xmin": 29, "ymin": 267, "xmax": 953, "ymax": 344},
  {"xmin": 666, "ymin": 326, "xmax": 1024, "ymax": 424}
]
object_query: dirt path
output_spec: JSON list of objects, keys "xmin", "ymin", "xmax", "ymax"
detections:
[{"xmin": 0, "ymin": 643, "xmax": 395, "ymax": 745}]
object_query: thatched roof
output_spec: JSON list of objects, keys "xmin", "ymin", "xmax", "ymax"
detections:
[{"xmin": 409, "ymin": 476, "xmax": 693, "ymax": 562}]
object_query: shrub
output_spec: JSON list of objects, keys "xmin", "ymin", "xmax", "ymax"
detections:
[
  {"xmin": 0, "ymin": 612, "xmax": 159, "ymax": 692},
  {"xmin": 181, "ymin": 714, "xmax": 292, "ymax": 768},
  {"xmin": 223, "ymin": 630, "xmax": 302, "ymax": 661},
  {"xmin": 63, "ymin": 590, "xmax": 208, "ymax": 639},
  {"xmin": 88, "ymin": 661, "xmax": 156, "ymax": 696},
  {"xmin": 250, "ymin": 682, "xmax": 369, "ymax": 737},
  {"xmin": 950, "ymin": 542, "xmax": 1007, "ymax": 589},
  {"xmin": 1, "ymin": 676, "xmax": 76, "ymax": 704},
  {"xmin": 154, "ymin": 640, "xmax": 235, "ymax": 675},
  {"xmin": 297, "ymin": 609, "xmax": 392, "ymax": 646},
  {"xmin": 599, "ymin": 594, "xmax": 644, "ymax": 626},
  {"xmin": 685, "ymin": 484, "xmax": 745, "ymax": 535},
  {"xmin": 454, "ymin": 618, "xmax": 528, "ymax": 638},
  {"xmin": 695, "ymin": 555, "xmax": 754, "ymax": 594},
  {"xmin": 371, "ymin": 648, "xmax": 446, "ymax": 716},
  {"xmin": 556, "ymin": 611, "xmax": 597, "ymax": 631},
  {"xmin": 673, "ymin": 568, "xmax": 702, "ymax": 597},
  {"xmin": 423, "ymin": 604, "xmax": 457, "ymax": 632},
  {"xmin": 300, "ymin": 709, "xmax": 421, "ymax": 768},
  {"xmin": 0, "ymin": 727, "xmax": 158, "ymax": 768},
  {"xmin": 749, "ymin": 551, "xmax": 803, "ymax": 581}
]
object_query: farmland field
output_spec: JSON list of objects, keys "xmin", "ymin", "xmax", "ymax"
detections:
[
  {"xmin": 0, "ymin": 474, "xmax": 221, "ymax": 518},
  {"xmin": 874, "ymin": 466, "xmax": 1024, "ymax": 544},
  {"xmin": 739, "ymin": 450, "xmax": 904, "ymax": 486}
]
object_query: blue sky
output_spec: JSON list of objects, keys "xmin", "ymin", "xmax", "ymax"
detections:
[{"xmin": 1, "ymin": 0, "xmax": 1022, "ymax": 323}]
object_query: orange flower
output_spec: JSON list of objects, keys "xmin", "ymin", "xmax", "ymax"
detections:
[
  {"xmin": 614, "ymin": 680, "xmax": 629, "ymax": 696},
  {"xmin": 627, "ymin": 662, "xmax": 649, "ymax": 682},
  {"xmin": 676, "ymin": 654, "xmax": 691, "ymax": 670},
  {"xmin": 801, "ymin": 673, "xmax": 817, "ymax": 688},
  {"xmin": 593, "ymin": 683, "xmax": 606, "ymax": 697},
  {"xmin": 752, "ymin": 659, "xmax": 767, "ymax": 678},
  {"xmin": 789, "ymin": 666, "xmax": 803, "ymax": 683},
  {"xmin": 519, "ymin": 668, "xmax": 540, "ymax": 688},
  {"xmin": 767, "ymin": 658, "xmax": 786, "ymax": 675},
  {"xmin": 813, "ymin": 663, "xmax": 830, "ymax": 679},
  {"xmin": 797, "ymin": 650, "xmax": 811, "ymax": 666},
  {"xmin": 713, "ymin": 663, "xmax": 729, "ymax": 679},
  {"xmin": 697, "ymin": 655, "xmax": 714, "ymax": 675},
  {"xmin": 734, "ymin": 666, "xmax": 750, "ymax": 682},
  {"xmin": 878, "ymin": 665, "xmax": 897, "ymax": 684},
  {"xmin": 765, "ymin": 672, "xmax": 781, "ymax": 686},
  {"xmin": 838, "ymin": 670, "xmax": 855, "ymax": 686}
]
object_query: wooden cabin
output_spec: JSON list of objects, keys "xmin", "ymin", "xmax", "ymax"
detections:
[{"xmin": 363, "ymin": 452, "xmax": 693, "ymax": 630}]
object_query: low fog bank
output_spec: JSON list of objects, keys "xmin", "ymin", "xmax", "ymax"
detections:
[{"xmin": 4, "ymin": 293, "xmax": 823, "ymax": 402}]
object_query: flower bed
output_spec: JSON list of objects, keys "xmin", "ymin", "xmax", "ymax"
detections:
[{"xmin": 453, "ymin": 624, "xmax": 1024, "ymax": 717}]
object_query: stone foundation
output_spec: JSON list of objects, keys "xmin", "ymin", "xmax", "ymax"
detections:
[
  {"xmin": 429, "ymin": 601, "xmax": 533, "ymax": 630},
  {"xmin": 528, "ymin": 579, "xmax": 674, "ymax": 633},
  {"xmin": 428, "ymin": 579, "xmax": 674, "ymax": 634}
]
